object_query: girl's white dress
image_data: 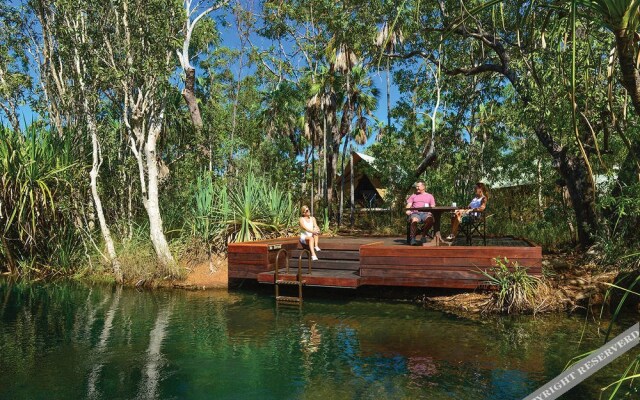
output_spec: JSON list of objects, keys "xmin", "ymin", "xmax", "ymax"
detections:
[{"xmin": 300, "ymin": 218, "xmax": 315, "ymax": 245}]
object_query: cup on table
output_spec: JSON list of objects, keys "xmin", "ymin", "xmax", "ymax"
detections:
[{"xmin": 452, "ymin": 202, "xmax": 457, "ymax": 207}]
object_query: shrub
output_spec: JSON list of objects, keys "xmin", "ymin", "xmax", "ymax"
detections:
[
  {"xmin": 480, "ymin": 257, "xmax": 541, "ymax": 314},
  {"xmin": 0, "ymin": 125, "xmax": 79, "ymax": 274}
]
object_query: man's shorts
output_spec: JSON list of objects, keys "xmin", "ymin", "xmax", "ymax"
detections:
[{"xmin": 408, "ymin": 212, "xmax": 434, "ymax": 223}]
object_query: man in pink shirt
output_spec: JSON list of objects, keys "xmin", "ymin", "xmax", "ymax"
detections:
[{"xmin": 405, "ymin": 180, "xmax": 436, "ymax": 245}]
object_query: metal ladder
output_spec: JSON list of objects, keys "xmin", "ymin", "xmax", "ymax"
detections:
[{"xmin": 274, "ymin": 248, "xmax": 312, "ymax": 305}]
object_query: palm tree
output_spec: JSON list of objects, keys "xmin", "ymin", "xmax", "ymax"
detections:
[
  {"xmin": 375, "ymin": 21, "xmax": 404, "ymax": 130},
  {"xmin": 260, "ymin": 82, "xmax": 305, "ymax": 157},
  {"xmin": 337, "ymin": 65, "xmax": 380, "ymax": 226}
]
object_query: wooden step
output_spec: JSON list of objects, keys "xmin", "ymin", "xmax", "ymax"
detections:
[
  {"xmin": 290, "ymin": 249, "xmax": 360, "ymax": 261},
  {"xmin": 287, "ymin": 259, "xmax": 359, "ymax": 271},
  {"xmin": 276, "ymin": 279, "xmax": 305, "ymax": 285},
  {"xmin": 294, "ymin": 241, "xmax": 365, "ymax": 251},
  {"xmin": 258, "ymin": 269, "xmax": 361, "ymax": 288},
  {"xmin": 276, "ymin": 295, "xmax": 301, "ymax": 303}
]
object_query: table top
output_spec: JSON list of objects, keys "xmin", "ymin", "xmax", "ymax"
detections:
[{"xmin": 407, "ymin": 206, "xmax": 458, "ymax": 212}]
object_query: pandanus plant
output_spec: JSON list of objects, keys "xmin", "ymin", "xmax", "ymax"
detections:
[
  {"xmin": 0, "ymin": 125, "xmax": 72, "ymax": 273},
  {"xmin": 190, "ymin": 171, "xmax": 296, "ymax": 247}
]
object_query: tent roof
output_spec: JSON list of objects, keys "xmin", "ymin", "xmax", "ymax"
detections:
[{"xmin": 340, "ymin": 151, "xmax": 387, "ymax": 200}]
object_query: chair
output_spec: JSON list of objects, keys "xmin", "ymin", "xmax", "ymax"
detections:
[
  {"xmin": 405, "ymin": 216, "xmax": 435, "ymax": 244},
  {"xmin": 459, "ymin": 210, "xmax": 488, "ymax": 246}
]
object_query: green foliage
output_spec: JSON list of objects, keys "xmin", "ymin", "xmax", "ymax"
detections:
[
  {"xmin": 187, "ymin": 170, "xmax": 297, "ymax": 250},
  {"xmin": 0, "ymin": 0, "xmax": 638, "ymax": 282},
  {"xmin": 480, "ymin": 258, "xmax": 540, "ymax": 314},
  {"xmin": 0, "ymin": 125, "xmax": 81, "ymax": 273}
]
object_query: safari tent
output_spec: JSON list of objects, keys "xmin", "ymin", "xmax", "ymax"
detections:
[{"xmin": 339, "ymin": 152, "xmax": 387, "ymax": 209}]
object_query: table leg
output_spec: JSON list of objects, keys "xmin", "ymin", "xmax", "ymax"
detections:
[{"xmin": 433, "ymin": 212, "xmax": 442, "ymax": 237}]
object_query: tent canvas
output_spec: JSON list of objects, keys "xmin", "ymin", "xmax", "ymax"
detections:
[{"xmin": 339, "ymin": 152, "xmax": 387, "ymax": 208}]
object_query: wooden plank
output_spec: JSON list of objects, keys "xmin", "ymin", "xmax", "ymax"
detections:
[
  {"xmin": 228, "ymin": 238, "xmax": 299, "ymax": 253},
  {"xmin": 228, "ymin": 270, "xmax": 260, "ymax": 279},
  {"xmin": 295, "ymin": 242, "xmax": 365, "ymax": 251},
  {"xmin": 360, "ymin": 256, "xmax": 541, "ymax": 268},
  {"xmin": 360, "ymin": 264, "xmax": 542, "ymax": 273},
  {"xmin": 360, "ymin": 268, "xmax": 502, "ymax": 280},
  {"xmin": 227, "ymin": 260, "xmax": 270, "ymax": 267},
  {"xmin": 359, "ymin": 241, "xmax": 385, "ymax": 247},
  {"xmin": 228, "ymin": 265, "xmax": 271, "ymax": 275},
  {"xmin": 290, "ymin": 250, "xmax": 360, "ymax": 261},
  {"xmin": 287, "ymin": 259, "xmax": 360, "ymax": 271},
  {"xmin": 228, "ymin": 252, "xmax": 269, "ymax": 262},
  {"xmin": 231, "ymin": 237, "xmax": 300, "ymax": 245},
  {"xmin": 360, "ymin": 245, "xmax": 541, "ymax": 258},
  {"xmin": 359, "ymin": 276, "xmax": 484, "ymax": 289},
  {"xmin": 228, "ymin": 244, "xmax": 268, "ymax": 254},
  {"xmin": 257, "ymin": 269, "xmax": 360, "ymax": 288}
]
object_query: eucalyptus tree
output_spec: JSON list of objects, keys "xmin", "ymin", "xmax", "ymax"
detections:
[
  {"xmin": 99, "ymin": 0, "xmax": 184, "ymax": 269},
  {"xmin": 177, "ymin": 0, "xmax": 228, "ymax": 131},
  {"xmin": 582, "ymin": 0, "xmax": 640, "ymax": 113},
  {"xmin": 42, "ymin": 0, "xmax": 124, "ymax": 282}
]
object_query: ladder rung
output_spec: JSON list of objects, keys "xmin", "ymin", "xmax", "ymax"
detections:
[
  {"xmin": 276, "ymin": 280, "xmax": 301, "ymax": 285},
  {"xmin": 276, "ymin": 296, "xmax": 302, "ymax": 303}
]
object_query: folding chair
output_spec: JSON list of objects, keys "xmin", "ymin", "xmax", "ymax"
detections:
[{"xmin": 460, "ymin": 210, "xmax": 488, "ymax": 246}]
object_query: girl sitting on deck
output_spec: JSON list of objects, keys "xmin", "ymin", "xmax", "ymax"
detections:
[
  {"xmin": 446, "ymin": 182, "xmax": 488, "ymax": 241},
  {"xmin": 299, "ymin": 205, "xmax": 321, "ymax": 261}
]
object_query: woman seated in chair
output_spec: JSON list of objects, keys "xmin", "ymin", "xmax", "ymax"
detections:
[{"xmin": 447, "ymin": 182, "xmax": 488, "ymax": 241}]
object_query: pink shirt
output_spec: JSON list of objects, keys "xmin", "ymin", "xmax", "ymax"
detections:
[{"xmin": 407, "ymin": 192, "xmax": 436, "ymax": 208}]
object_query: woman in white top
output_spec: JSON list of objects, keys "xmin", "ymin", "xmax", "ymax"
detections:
[
  {"xmin": 299, "ymin": 205, "xmax": 321, "ymax": 261},
  {"xmin": 447, "ymin": 182, "xmax": 488, "ymax": 240}
]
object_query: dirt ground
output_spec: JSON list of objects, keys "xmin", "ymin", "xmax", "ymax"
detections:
[{"xmin": 173, "ymin": 254, "xmax": 228, "ymax": 290}]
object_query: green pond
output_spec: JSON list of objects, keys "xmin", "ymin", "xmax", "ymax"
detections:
[{"xmin": 0, "ymin": 280, "xmax": 638, "ymax": 400}]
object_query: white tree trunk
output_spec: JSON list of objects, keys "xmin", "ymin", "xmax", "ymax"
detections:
[
  {"xmin": 70, "ymin": 18, "xmax": 123, "ymax": 283},
  {"xmin": 144, "ymin": 109, "xmax": 175, "ymax": 269},
  {"xmin": 89, "ymin": 112, "xmax": 124, "ymax": 283},
  {"xmin": 537, "ymin": 158, "xmax": 544, "ymax": 217}
]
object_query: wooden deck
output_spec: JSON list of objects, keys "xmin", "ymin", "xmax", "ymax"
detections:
[{"xmin": 228, "ymin": 236, "xmax": 542, "ymax": 290}]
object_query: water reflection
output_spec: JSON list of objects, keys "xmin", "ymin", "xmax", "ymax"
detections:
[
  {"xmin": 138, "ymin": 300, "xmax": 172, "ymax": 400},
  {"xmin": 0, "ymin": 281, "xmax": 636, "ymax": 400},
  {"xmin": 87, "ymin": 285, "xmax": 121, "ymax": 399}
]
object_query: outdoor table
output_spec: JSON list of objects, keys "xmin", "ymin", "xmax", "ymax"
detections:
[{"xmin": 406, "ymin": 206, "xmax": 458, "ymax": 244}]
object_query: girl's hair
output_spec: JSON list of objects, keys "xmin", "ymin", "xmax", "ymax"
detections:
[
  {"xmin": 475, "ymin": 182, "xmax": 489, "ymax": 199},
  {"xmin": 300, "ymin": 205, "xmax": 310, "ymax": 216}
]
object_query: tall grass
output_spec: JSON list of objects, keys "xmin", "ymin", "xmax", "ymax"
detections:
[{"xmin": 187, "ymin": 171, "xmax": 297, "ymax": 250}]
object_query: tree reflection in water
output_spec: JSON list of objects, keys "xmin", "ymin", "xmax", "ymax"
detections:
[
  {"xmin": 138, "ymin": 300, "xmax": 172, "ymax": 399},
  {"xmin": 87, "ymin": 285, "xmax": 121, "ymax": 399}
]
